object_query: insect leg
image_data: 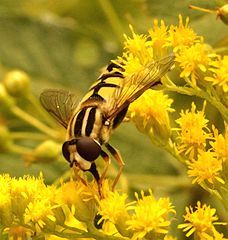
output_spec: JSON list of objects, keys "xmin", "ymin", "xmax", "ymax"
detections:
[
  {"xmin": 72, "ymin": 164, "xmax": 88, "ymax": 186},
  {"xmin": 105, "ymin": 143, "xmax": 125, "ymax": 191},
  {"xmin": 99, "ymin": 150, "xmax": 111, "ymax": 185},
  {"xmin": 88, "ymin": 162, "xmax": 104, "ymax": 197}
]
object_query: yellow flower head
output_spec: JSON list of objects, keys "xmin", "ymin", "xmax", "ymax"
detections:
[
  {"xmin": 98, "ymin": 191, "xmax": 131, "ymax": 223},
  {"xmin": 127, "ymin": 190, "xmax": 175, "ymax": 240},
  {"xmin": 210, "ymin": 125, "xmax": 228, "ymax": 161},
  {"xmin": 178, "ymin": 201, "xmax": 226, "ymax": 239},
  {"xmin": 128, "ymin": 90, "xmax": 174, "ymax": 144},
  {"xmin": 10, "ymin": 173, "xmax": 55, "ymax": 219},
  {"xmin": 205, "ymin": 55, "xmax": 228, "ymax": 92},
  {"xmin": 24, "ymin": 199, "xmax": 57, "ymax": 230},
  {"xmin": 175, "ymin": 43, "xmax": 214, "ymax": 86},
  {"xmin": 167, "ymin": 15, "xmax": 202, "ymax": 51},
  {"xmin": 149, "ymin": 19, "xmax": 169, "ymax": 57},
  {"xmin": 187, "ymin": 150, "xmax": 224, "ymax": 185},
  {"xmin": 98, "ymin": 190, "xmax": 133, "ymax": 237},
  {"xmin": 175, "ymin": 101, "xmax": 210, "ymax": 158},
  {"xmin": 123, "ymin": 25, "xmax": 153, "ymax": 66}
]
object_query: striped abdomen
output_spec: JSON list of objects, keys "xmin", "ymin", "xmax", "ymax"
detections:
[{"xmin": 68, "ymin": 62, "xmax": 127, "ymax": 143}]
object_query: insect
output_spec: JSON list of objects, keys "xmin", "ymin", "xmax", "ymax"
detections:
[{"xmin": 40, "ymin": 55, "xmax": 174, "ymax": 191}]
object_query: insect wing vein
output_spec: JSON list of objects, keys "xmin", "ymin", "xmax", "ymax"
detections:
[
  {"xmin": 40, "ymin": 89, "xmax": 78, "ymax": 128},
  {"xmin": 106, "ymin": 55, "xmax": 175, "ymax": 120}
]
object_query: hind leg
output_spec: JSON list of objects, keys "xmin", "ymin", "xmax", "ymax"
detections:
[{"xmin": 105, "ymin": 143, "xmax": 125, "ymax": 191}]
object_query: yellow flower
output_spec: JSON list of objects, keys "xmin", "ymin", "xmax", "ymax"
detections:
[
  {"xmin": 0, "ymin": 173, "xmax": 62, "ymax": 234},
  {"xmin": 128, "ymin": 90, "xmax": 174, "ymax": 144},
  {"xmin": 98, "ymin": 190, "xmax": 133, "ymax": 237},
  {"xmin": 175, "ymin": 101, "xmax": 210, "ymax": 158},
  {"xmin": 24, "ymin": 199, "xmax": 57, "ymax": 230},
  {"xmin": 10, "ymin": 174, "xmax": 45, "ymax": 215},
  {"xmin": 210, "ymin": 125, "xmax": 228, "ymax": 161},
  {"xmin": 187, "ymin": 150, "xmax": 224, "ymax": 185},
  {"xmin": 178, "ymin": 201, "xmax": 226, "ymax": 239},
  {"xmin": 166, "ymin": 15, "xmax": 202, "ymax": 51},
  {"xmin": 127, "ymin": 190, "xmax": 175, "ymax": 240},
  {"xmin": 175, "ymin": 43, "xmax": 214, "ymax": 86},
  {"xmin": 205, "ymin": 55, "xmax": 228, "ymax": 92},
  {"xmin": 149, "ymin": 19, "xmax": 169, "ymax": 57},
  {"xmin": 0, "ymin": 174, "xmax": 13, "ymax": 226},
  {"xmin": 123, "ymin": 25, "xmax": 153, "ymax": 66}
]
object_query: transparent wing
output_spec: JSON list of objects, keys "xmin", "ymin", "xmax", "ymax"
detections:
[
  {"xmin": 40, "ymin": 89, "xmax": 79, "ymax": 128},
  {"xmin": 106, "ymin": 54, "xmax": 175, "ymax": 120}
]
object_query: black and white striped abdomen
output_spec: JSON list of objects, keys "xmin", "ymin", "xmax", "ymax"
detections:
[{"xmin": 68, "ymin": 106, "xmax": 104, "ymax": 141}]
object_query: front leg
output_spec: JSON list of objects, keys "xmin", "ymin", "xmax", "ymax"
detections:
[{"xmin": 105, "ymin": 143, "xmax": 125, "ymax": 191}]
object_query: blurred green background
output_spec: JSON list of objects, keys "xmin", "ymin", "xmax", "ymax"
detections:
[{"xmin": 0, "ymin": 0, "xmax": 227, "ymax": 238}]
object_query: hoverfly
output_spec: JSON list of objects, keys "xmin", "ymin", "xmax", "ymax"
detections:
[{"xmin": 40, "ymin": 55, "xmax": 174, "ymax": 191}]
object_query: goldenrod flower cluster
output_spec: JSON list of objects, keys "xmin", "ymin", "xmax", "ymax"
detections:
[{"xmin": 0, "ymin": 174, "xmax": 176, "ymax": 240}]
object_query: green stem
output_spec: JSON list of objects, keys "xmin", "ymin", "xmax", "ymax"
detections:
[
  {"xmin": 11, "ymin": 132, "xmax": 48, "ymax": 141},
  {"xmin": 26, "ymin": 93, "xmax": 56, "ymax": 127},
  {"xmin": 47, "ymin": 225, "xmax": 127, "ymax": 240},
  {"xmin": 126, "ymin": 174, "xmax": 191, "ymax": 190},
  {"xmin": 9, "ymin": 143, "xmax": 31, "ymax": 154},
  {"xmin": 97, "ymin": 0, "xmax": 124, "ymax": 44},
  {"xmin": 10, "ymin": 105, "xmax": 59, "ymax": 139},
  {"xmin": 62, "ymin": 224, "xmax": 85, "ymax": 234},
  {"xmin": 149, "ymin": 135, "xmax": 186, "ymax": 174},
  {"xmin": 214, "ymin": 46, "xmax": 228, "ymax": 54},
  {"xmin": 164, "ymin": 85, "xmax": 228, "ymax": 122}
]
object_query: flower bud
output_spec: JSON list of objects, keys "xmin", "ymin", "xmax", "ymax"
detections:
[
  {"xmin": 8, "ymin": 226, "xmax": 33, "ymax": 240},
  {"xmin": 128, "ymin": 90, "xmax": 174, "ymax": 146},
  {"xmin": 3, "ymin": 70, "xmax": 31, "ymax": 97},
  {"xmin": 58, "ymin": 181, "xmax": 97, "ymax": 223},
  {"xmin": 0, "ymin": 83, "xmax": 15, "ymax": 108},
  {"xmin": 217, "ymin": 4, "xmax": 228, "ymax": 25},
  {"xmin": 0, "ymin": 200, "xmax": 14, "ymax": 226},
  {"xmin": 24, "ymin": 140, "xmax": 61, "ymax": 164},
  {"xmin": 0, "ymin": 125, "xmax": 12, "ymax": 152},
  {"xmin": 52, "ymin": 206, "xmax": 66, "ymax": 226}
]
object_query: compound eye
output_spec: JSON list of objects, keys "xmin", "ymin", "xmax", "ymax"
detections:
[
  {"xmin": 62, "ymin": 141, "xmax": 71, "ymax": 162},
  {"xmin": 77, "ymin": 137, "xmax": 101, "ymax": 161}
]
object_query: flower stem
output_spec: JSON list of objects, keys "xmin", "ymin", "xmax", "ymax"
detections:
[
  {"xmin": 9, "ymin": 143, "xmax": 31, "ymax": 154},
  {"xmin": 11, "ymin": 132, "xmax": 48, "ymax": 141},
  {"xmin": 126, "ymin": 174, "xmax": 191, "ymax": 190},
  {"xmin": 10, "ymin": 105, "xmax": 59, "ymax": 139},
  {"xmin": 164, "ymin": 85, "xmax": 228, "ymax": 122},
  {"xmin": 26, "ymin": 93, "xmax": 57, "ymax": 127},
  {"xmin": 97, "ymin": 0, "xmax": 124, "ymax": 44}
]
